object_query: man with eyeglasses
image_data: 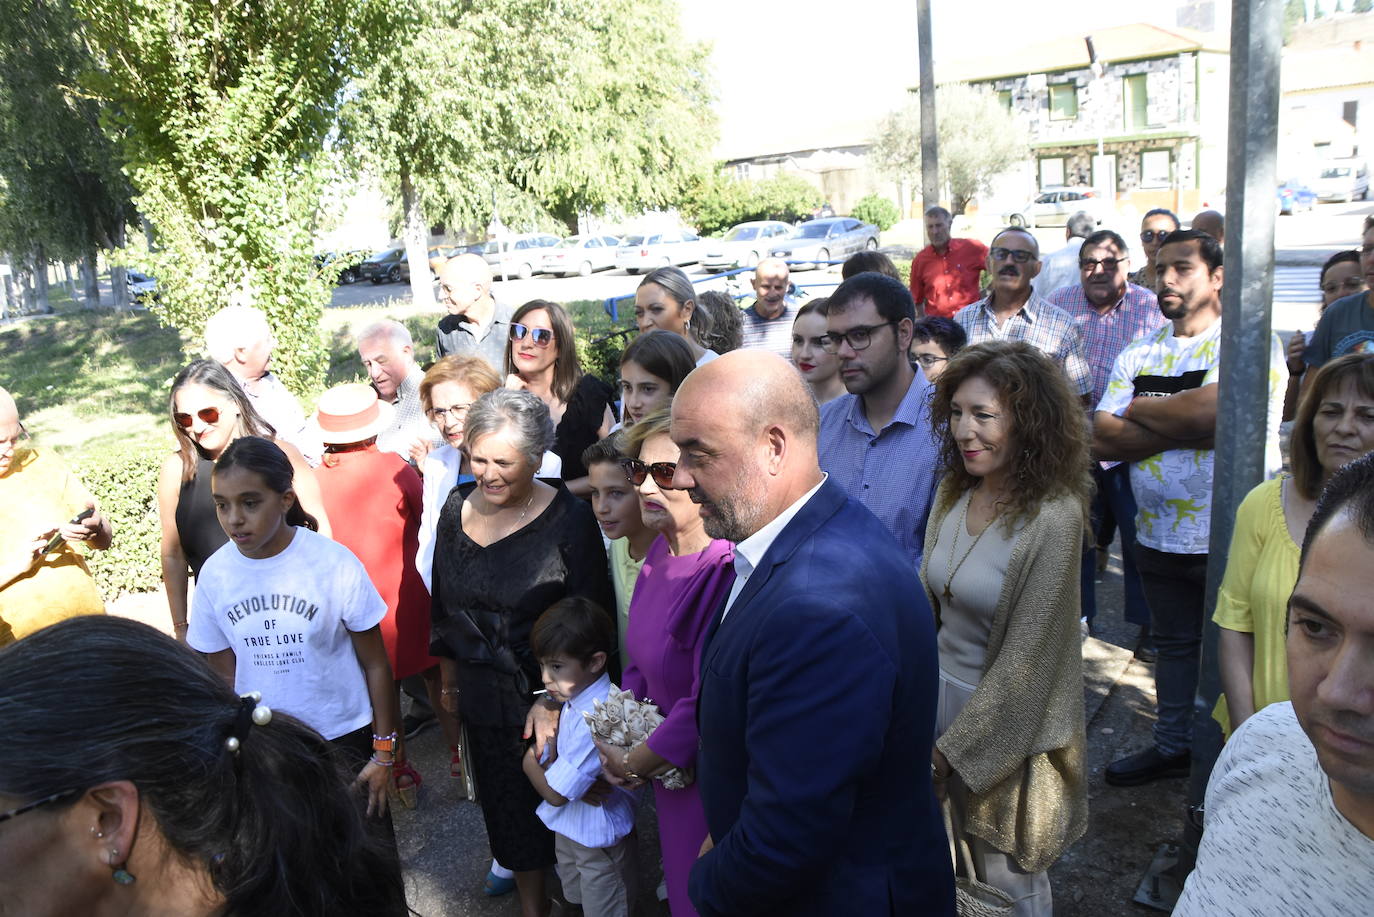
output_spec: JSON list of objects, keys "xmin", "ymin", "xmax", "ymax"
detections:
[
  {"xmin": 357, "ymin": 320, "xmax": 442, "ymax": 462},
  {"xmin": 0, "ymin": 385, "xmax": 111, "ymax": 646},
  {"xmin": 816, "ymin": 272, "xmax": 942, "ymax": 571},
  {"xmin": 907, "ymin": 206, "xmax": 989, "ymax": 319},
  {"xmin": 435, "ymin": 253, "xmax": 512, "ymax": 370},
  {"xmin": 1129, "ymin": 208, "xmax": 1181, "ymax": 292},
  {"xmin": 1303, "ymin": 217, "xmax": 1374, "ymax": 385},
  {"xmin": 953, "ymin": 227, "xmax": 1093, "ymax": 401},
  {"xmin": 1048, "ymin": 230, "xmax": 1166, "ymax": 647}
]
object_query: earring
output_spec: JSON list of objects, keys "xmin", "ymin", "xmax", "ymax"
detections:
[
  {"xmin": 109, "ymin": 849, "xmax": 136, "ymax": 886},
  {"xmin": 91, "ymin": 827, "xmax": 105, "ymax": 839}
]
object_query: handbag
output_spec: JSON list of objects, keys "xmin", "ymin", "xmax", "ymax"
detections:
[{"xmin": 944, "ymin": 799, "xmax": 1015, "ymax": 917}]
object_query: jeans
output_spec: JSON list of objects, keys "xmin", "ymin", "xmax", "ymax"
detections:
[
  {"xmin": 1134, "ymin": 545, "xmax": 1209, "ymax": 757},
  {"xmin": 1080, "ymin": 464, "xmax": 1150, "ymax": 627}
]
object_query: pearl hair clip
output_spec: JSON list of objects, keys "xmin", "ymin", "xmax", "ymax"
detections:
[{"xmin": 224, "ymin": 691, "xmax": 273, "ymax": 753}]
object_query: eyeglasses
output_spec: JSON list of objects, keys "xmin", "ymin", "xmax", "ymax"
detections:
[
  {"xmin": 510, "ymin": 324, "xmax": 554, "ymax": 347},
  {"xmin": 620, "ymin": 458, "xmax": 678, "ymax": 489},
  {"xmin": 173, "ymin": 407, "xmax": 221, "ymax": 428},
  {"xmin": 914, "ymin": 353, "xmax": 948, "ymax": 368},
  {"xmin": 1080, "ymin": 257, "xmax": 1124, "ymax": 273},
  {"xmin": 820, "ymin": 321, "xmax": 897, "ymax": 354},
  {"xmin": 989, "ymin": 247, "xmax": 1036, "ymax": 264},
  {"xmin": 1140, "ymin": 230, "xmax": 1174, "ymax": 243},
  {"xmin": 0, "ymin": 788, "xmax": 79, "ymax": 825},
  {"xmin": 1321, "ymin": 277, "xmax": 1365, "ymax": 296},
  {"xmin": 428, "ymin": 403, "xmax": 471, "ymax": 421}
]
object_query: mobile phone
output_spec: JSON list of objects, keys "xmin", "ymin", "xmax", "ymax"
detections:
[{"xmin": 43, "ymin": 507, "xmax": 95, "ymax": 554}]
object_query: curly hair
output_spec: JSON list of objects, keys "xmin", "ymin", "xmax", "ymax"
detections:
[{"xmin": 929, "ymin": 340, "xmax": 1092, "ymax": 530}]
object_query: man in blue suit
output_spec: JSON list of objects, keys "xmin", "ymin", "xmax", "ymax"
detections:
[{"xmin": 674, "ymin": 350, "xmax": 954, "ymax": 916}]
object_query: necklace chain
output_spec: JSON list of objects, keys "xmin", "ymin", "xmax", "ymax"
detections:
[{"xmin": 942, "ymin": 490, "xmax": 1000, "ymax": 602}]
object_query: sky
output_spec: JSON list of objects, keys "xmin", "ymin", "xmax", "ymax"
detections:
[{"xmin": 677, "ymin": 0, "xmax": 1223, "ymax": 158}]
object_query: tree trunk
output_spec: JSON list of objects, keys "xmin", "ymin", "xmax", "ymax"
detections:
[
  {"xmin": 82, "ymin": 250, "xmax": 102, "ymax": 308},
  {"xmin": 110, "ymin": 222, "xmax": 130, "ymax": 310},
  {"xmin": 0, "ymin": 254, "xmax": 13, "ymax": 320},
  {"xmin": 401, "ymin": 170, "xmax": 436, "ymax": 310},
  {"xmin": 32, "ymin": 246, "xmax": 51, "ymax": 313}
]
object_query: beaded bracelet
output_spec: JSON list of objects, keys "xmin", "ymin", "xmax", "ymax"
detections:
[{"xmin": 369, "ymin": 755, "xmax": 395, "ymax": 768}]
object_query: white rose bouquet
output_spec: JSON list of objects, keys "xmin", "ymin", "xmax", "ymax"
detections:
[{"xmin": 583, "ymin": 687, "xmax": 692, "ymax": 790}]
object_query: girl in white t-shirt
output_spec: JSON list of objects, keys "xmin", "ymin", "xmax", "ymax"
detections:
[{"xmin": 186, "ymin": 436, "xmax": 403, "ymax": 826}]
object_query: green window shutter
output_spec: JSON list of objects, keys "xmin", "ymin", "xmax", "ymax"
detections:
[
  {"xmin": 1124, "ymin": 74, "xmax": 1148, "ymax": 130},
  {"xmin": 1050, "ymin": 83, "xmax": 1078, "ymax": 120}
]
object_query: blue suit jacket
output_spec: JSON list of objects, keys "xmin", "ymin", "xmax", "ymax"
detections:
[{"xmin": 688, "ymin": 479, "xmax": 955, "ymax": 916}]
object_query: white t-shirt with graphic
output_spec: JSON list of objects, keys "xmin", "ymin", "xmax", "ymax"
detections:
[
  {"xmin": 1175, "ymin": 702, "xmax": 1374, "ymax": 916},
  {"xmin": 1097, "ymin": 319, "xmax": 1283, "ymax": 555},
  {"xmin": 187, "ymin": 527, "xmax": 386, "ymax": 740}
]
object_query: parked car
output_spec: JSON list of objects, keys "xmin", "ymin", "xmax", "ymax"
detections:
[
  {"xmin": 539, "ymin": 234, "xmax": 622, "ymax": 277},
  {"xmin": 768, "ymin": 217, "xmax": 878, "ymax": 270},
  {"xmin": 315, "ymin": 250, "xmax": 369, "ymax": 285},
  {"xmin": 1313, "ymin": 160, "xmax": 1369, "ymax": 203},
  {"xmin": 127, "ymin": 271, "xmax": 158, "ymax": 304},
  {"xmin": 358, "ymin": 247, "xmax": 411, "ymax": 284},
  {"xmin": 615, "ymin": 230, "xmax": 706, "ymax": 274},
  {"xmin": 1278, "ymin": 179, "xmax": 1317, "ymax": 215},
  {"xmin": 1002, "ymin": 186, "xmax": 1111, "ymax": 228},
  {"xmin": 479, "ymin": 233, "xmax": 562, "ymax": 279},
  {"xmin": 701, "ymin": 221, "xmax": 795, "ymax": 272}
]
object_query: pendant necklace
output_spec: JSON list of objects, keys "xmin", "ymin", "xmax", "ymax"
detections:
[{"xmin": 942, "ymin": 489, "xmax": 1000, "ymax": 602}]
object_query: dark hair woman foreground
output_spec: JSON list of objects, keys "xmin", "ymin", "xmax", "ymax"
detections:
[{"xmin": 0, "ymin": 615, "xmax": 405, "ymax": 916}]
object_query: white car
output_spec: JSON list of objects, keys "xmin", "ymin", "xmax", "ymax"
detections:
[
  {"xmin": 1003, "ymin": 186, "xmax": 1112, "ymax": 228},
  {"xmin": 701, "ymin": 221, "xmax": 795, "ymax": 272},
  {"xmin": 127, "ymin": 271, "xmax": 159, "ymax": 303},
  {"xmin": 1313, "ymin": 160, "xmax": 1369, "ymax": 203},
  {"xmin": 615, "ymin": 230, "xmax": 705, "ymax": 274},
  {"xmin": 480, "ymin": 233, "xmax": 562, "ymax": 279},
  {"xmin": 539, "ymin": 235, "xmax": 622, "ymax": 277}
]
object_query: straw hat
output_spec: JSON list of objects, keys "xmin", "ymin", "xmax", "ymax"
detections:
[{"xmin": 310, "ymin": 383, "xmax": 395, "ymax": 445}]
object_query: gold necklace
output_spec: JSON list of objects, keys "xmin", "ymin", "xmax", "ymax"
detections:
[{"xmin": 942, "ymin": 490, "xmax": 999, "ymax": 602}]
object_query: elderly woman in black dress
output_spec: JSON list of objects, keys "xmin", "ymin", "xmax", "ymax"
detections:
[{"xmin": 431, "ymin": 387, "xmax": 613, "ymax": 917}]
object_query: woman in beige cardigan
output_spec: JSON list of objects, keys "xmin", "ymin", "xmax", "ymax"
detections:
[{"xmin": 921, "ymin": 340, "xmax": 1091, "ymax": 917}]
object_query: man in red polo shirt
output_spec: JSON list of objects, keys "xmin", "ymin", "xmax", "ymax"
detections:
[{"xmin": 908, "ymin": 206, "xmax": 988, "ymax": 318}]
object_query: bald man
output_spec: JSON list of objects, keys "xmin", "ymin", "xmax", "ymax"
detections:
[
  {"xmin": 435, "ymin": 253, "xmax": 511, "ymax": 370},
  {"xmin": 671, "ymin": 352, "xmax": 954, "ymax": 917},
  {"xmin": 1192, "ymin": 209, "xmax": 1225, "ymax": 245},
  {"xmin": 738, "ymin": 257, "xmax": 796, "ymax": 360}
]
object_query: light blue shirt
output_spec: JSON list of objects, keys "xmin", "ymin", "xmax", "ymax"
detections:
[
  {"xmin": 536, "ymin": 672, "xmax": 636, "ymax": 848},
  {"xmin": 817, "ymin": 370, "xmax": 941, "ymax": 572}
]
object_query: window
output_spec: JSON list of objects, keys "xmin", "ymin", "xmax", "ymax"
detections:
[
  {"xmin": 1343, "ymin": 100, "xmax": 1359, "ymax": 128},
  {"xmin": 998, "ymin": 90, "xmax": 1012, "ymax": 112},
  {"xmin": 1140, "ymin": 150, "xmax": 1171, "ymax": 189},
  {"xmin": 1039, "ymin": 157, "xmax": 1066, "ymax": 188},
  {"xmin": 1124, "ymin": 74, "xmax": 1148, "ymax": 130},
  {"xmin": 1049, "ymin": 83, "xmax": 1078, "ymax": 120}
]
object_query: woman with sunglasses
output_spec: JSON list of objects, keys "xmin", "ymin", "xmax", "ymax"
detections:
[
  {"xmin": 594, "ymin": 408, "xmax": 734, "ymax": 917},
  {"xmin": 1128, "ymin": 208, "xmax": 1180, "ymax": 291},
  {"xmin": 157, "ymin": 361, "xmax": 330, "ymax": 641},
  {"xmin": 503, "ymin": 299, "xmax": 614, "ymax": 499}
]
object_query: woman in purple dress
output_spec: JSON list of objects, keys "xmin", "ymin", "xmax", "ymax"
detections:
[{"xmin": 597, "ymin": 408, "xmax": 734, "ymax": 917}]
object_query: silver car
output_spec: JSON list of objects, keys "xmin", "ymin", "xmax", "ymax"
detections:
[
  {"xmin": 769, "ymin": 217, "xmax": 879, "ymax": 270},
  {"xmin": 615, "ymin": 230, "xmax": 705, "ymax": 274},
  {"xmin": 540, "ymin": 235, "xmax": 622, "ymax": 277},
  {"xmin": 480, "ymin": 233, "xmax": 562, "ymax": 279},
  {"xmin": 701, "ymin": 221, "xmax": 796, "ymax": 272},
  {"xmin": 1002, "ymin": 186, "xmax": 1111, "ymax": 228}
]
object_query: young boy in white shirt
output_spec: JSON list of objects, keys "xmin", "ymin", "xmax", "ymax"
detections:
[{"xmin": 523, "ymin": 597, "xmax": 638, "ymax": 916}]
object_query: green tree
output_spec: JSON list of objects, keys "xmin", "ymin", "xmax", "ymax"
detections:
[
  {"xmin": 1284, "ymin": 0, "xmax": 1308, "ymax": 41},
  {"xmin": 1314, "ymin": 0, "xmax": 1326, "ymax": 17},
  {"xmin": 69, "ymin": 0, "xmax": 384, "ymax": 391},
  {"xmin": 341, "ymin": 0, "xmax": 715, "ymax": 307},
  {"xmin": 871, "ymin": 83, "xmax": 1029, "ymax": 215},
  {"xmin": 851, "ymin": 194, "xmax": 901, "ymax": 231},
  {"xmin": 1353, "ymin": 0, "xmax": 1369, "ymax": 11},
  {"xmin": 680, "ymin": 171, "xmax": 821, "ymax": 237}
]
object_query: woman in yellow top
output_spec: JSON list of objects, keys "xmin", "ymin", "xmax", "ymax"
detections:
[
  {"xmin": 1216, "ymin": 352, "xmax": 1374, "ymax": 731},
  {"xmin": 0, "ymin": 386, "xmax": 111, "ymax": 645}
]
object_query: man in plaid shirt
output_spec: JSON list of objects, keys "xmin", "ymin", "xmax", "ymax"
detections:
[
  {"xmin": 1049, "ymin": 229, "xmax": 1166, "ymax": 648},
  {"xmin": 953, "ymin": 227, "xmax": 1093, "ymax": 400}
]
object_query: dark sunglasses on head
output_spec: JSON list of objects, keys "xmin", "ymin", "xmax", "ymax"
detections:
[
  {"xmin": 510, "ymin": 323, "xmax": 554, "ymax": 347},
  {"xmin": 620, "ymin": 458, "xmax": 677, "ymax": 489},
  {"xmin": 1140, "ymin": 229, "xmax": 1172, "ymax": 243},
  {"xmin": 173, "ymin": 406, "xmax": 221, "ymax": 428}
]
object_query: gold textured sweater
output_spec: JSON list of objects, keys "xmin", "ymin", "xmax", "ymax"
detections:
[{"xmin": 920, "ymin": 483, "xmax": 1088, "ymax": 873}]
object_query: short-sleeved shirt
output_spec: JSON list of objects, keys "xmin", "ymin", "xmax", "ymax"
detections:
[
  {"xmin": 1304, "ymin": 290, "xmax": 1374, "ymax": 367},
  {"xmin": 909, "ymin": 239, "xmax": 988, "ymax": 318},
  {"xmin": 817, "ymin": 371, "xmax": 941, "ymax": 571},
  {"xmin": 1033, "ymin": 239, "xmax": 1084, "ymax": 299},
  {"xmin": 435, "ymin": 300, "xmax": 513, "ymax": 370},
  {"xmin": 1175, "ymin": 702, "xmax": 1374, "ymax": 916},
  {"xmin": 1096, "ymin": 319, "xmax": 1284, "ymax": 555},
  {"xmin": 739, "ymin": 301, "xmax": 797, "ymax": 361},
  {"xmin": 955, "ymin": 292, "xmax": 1093, "ymax": 397},
  {"xmin": 187, "ymin": 527, "xmax": 387, "ymax": 740}
]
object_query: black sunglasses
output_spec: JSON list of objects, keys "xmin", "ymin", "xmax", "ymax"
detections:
[
  {"xmin": 510, "ymin": 323, "xmax": 554, "ymax": 347},
  {"xmin": 173, "ymin": 406, "xmax": 221, "ymax": 428},
  {"xmin": 1140, "ymin": 229, "xmax": 1173, "ymax": 243},
  {"xmin": 0, "ymin": 788, "xmax": 79, "ymax": 825},
  {"xmin": 620, "ymin": 458, "xmax": 677, "ymax": 489}
]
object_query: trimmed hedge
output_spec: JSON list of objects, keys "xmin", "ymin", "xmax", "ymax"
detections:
[{"xmin": 71, "ymin": 442, "xmax": 166, "ymax": 598}]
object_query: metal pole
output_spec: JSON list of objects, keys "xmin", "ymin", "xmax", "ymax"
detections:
[{"xmin": 916, "ymin": 0, "xmax": 938, "ymax": 237}]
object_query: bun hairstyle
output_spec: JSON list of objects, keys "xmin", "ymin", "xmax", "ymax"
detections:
[
  {"xmin": 0, "ymin": 616, "xmax": 403, "ymax": 916},
  {"xmin": 213, "ymin": 436, "xmax": 318, "ymax": 531}
]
